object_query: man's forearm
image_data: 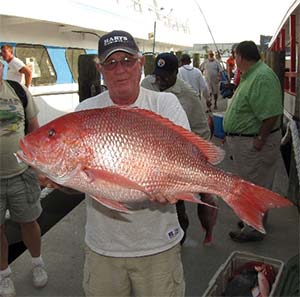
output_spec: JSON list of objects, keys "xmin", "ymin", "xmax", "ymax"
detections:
[
  {"xmin": 258, "ymin": 116, "xmax": 280, "ymax": 139},
  {"xmin": 253, "ymin": 115, "xmax": 280, "ymax": 151}
]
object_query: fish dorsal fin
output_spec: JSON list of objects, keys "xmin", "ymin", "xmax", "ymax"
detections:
[{"xmin": 119, "ymin": 106, "xmax": 225, "ymax": 165}]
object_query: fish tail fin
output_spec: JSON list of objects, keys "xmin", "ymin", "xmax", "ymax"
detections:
[{"xmin": 226, "ymin": 181, "xmax": 293, "ymax": 234}]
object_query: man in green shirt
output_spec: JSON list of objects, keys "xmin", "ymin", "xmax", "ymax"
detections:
[{"xmin": 223, "ymin": 41, "xmax": 283, "ymax": 242}]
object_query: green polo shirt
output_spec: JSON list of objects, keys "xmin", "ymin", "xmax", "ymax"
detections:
[{"xmin": 223, "ymin": 60, "xmax": 283, "ymax": 134}]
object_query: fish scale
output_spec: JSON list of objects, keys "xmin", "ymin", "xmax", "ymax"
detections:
[{"xmin": 17, "ymin": 106, "xmax": 293, "ymax": 232}]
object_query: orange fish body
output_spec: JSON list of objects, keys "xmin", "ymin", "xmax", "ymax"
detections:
[{"xmin": 17, "ymin": 106, "xmax": 292, "ymax": 233}]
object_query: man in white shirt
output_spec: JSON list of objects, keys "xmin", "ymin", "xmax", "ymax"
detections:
[
  {"xmin": 178, "ymin": 54, "xmax": 211, "ymax": 111},
  {"xmin": 200, "ymin": 50, "xmax": 222, "ymax": 110},
  {"xmin": 75, "ymin": 30, "xmax": 188, "ymax": 297},
  {"xmin": 1, "ymin": 44, "xmax": 32, "ymax": 87}
]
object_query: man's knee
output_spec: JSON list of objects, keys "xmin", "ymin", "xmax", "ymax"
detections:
[
  {"xmin": 19, "ymin": 220, "xmax": 40, "ymax": 231},
  {"xmin": 0, "ymin": 224, "xmax": 5, "ymax": 236}
]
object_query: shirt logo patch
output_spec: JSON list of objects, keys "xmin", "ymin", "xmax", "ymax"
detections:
[{"xmin": 167, "ymin": 227, "xmax": 180, "ymax": 240}]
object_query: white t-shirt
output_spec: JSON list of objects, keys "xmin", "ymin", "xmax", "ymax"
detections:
[
  {"xmin": 200, "ymin": 59, "xmax": 222, "ymax": 84},
  {"xmin": 7, "ymin": 57, "xmax": 25, "ymax": 85},
  {"xmin": 178, "ymin": 65, "xmax": 209, "ymax": 99},
  {"xmin": 76, "ymin": 86, "xmax": 190, "ymax": 257}
]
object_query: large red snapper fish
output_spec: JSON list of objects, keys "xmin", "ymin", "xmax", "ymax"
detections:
[{"xmin": 17, "ymin": 106, "xmax": 292, "ymax": 233}]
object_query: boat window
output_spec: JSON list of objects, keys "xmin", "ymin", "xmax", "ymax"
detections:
[
  {"xmin": 65, "ymin": 48, "xmax": 86, "ymax": 83},
  {"xmin": 15, "ymin": 44, "xmax": 56, "ymax": 86}
]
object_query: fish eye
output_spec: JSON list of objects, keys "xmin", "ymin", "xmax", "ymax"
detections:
[{"xmin": 48, "ymin": 128, "xmax": 56, "ymax": 137}]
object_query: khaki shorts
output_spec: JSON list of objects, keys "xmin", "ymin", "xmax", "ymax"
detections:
[
  {"xmin": 0, "ymin": 168, "xmax": 42, "ymax": 224},
  {"xmin": 83, "ymin": 243, "xmax": 185, "ymax": 297}
]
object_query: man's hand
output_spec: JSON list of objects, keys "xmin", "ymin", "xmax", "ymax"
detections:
[
  {"xmin": 38, "ymin": 174, "xmax": 82, "ymax": 195},
  {"xmin": 149, "ymin": 194, "xmax": 178, "ymax": 204},
  {"xmin": 253, "ymin": 135, "xmax": 265, "ymax": 151},
  {"xmin": 206, "ymin": 99, "xmax": 212, "ymax": 112},
  {"xmin": 254, "ymin": 116, "xmax": 279, "ymax": 151}
]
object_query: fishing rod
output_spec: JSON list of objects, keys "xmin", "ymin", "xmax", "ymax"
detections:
[
  {"xmin": 193, "ymin": 0, "xmax": 226, "ymax": 71},
  {"xmin": 193, "ymin": 0, "xmax": 234, "ymax": 97}
]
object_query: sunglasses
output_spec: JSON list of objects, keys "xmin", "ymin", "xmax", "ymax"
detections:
[{"xmin": 101, "ymin": 56, "xmax": 139, "ymax": 71}]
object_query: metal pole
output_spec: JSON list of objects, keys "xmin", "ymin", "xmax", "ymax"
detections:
[{"xmin": 153, "ymin": 21, "xmax": 156, "ymax": 54}]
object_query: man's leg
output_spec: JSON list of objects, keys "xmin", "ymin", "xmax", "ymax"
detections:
[
  {"xmin": 0, "ymin": 225, "xmax": 8, "ymax": 271},
  {"xmin": 226, "ymin": 133, "xmax": 281, "ymax": 242},
  {"xmin": 83, "ymin": 246, "xmax": 131, "ymax": 297},
  {"xmin": 0, "ymin": 225, "xmax": 16, "ymax": 297},
  {"xmin": 175, "ymin": 201, "xmax": 189, "ymax": 244},
  {"xmin": 20, "ymin": 220, "xmax": 41, "ymax": 257},
  {"xmin": 131, "ymin": 244, "xmax": 185, "ymax": 297},
  {"xmin": 213, "ymin": 93, "xmax": 218, "ymax": 109},
  {"xmin": 9, "ymin": 169, "xmax": 47, "ymax": 288},
  {"xmin": 0, "ymin": 179, "xmax": 16, "ymax": 297},
  {"xmin": 20, "ymin": 220, "xmax": 48, "ymax": 288}
]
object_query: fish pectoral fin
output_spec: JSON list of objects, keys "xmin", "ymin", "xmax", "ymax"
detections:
[
  {"xmin": 176, "ymin": 193, "xmax": 218, "ymax": 209},
  {"xmin": 83, "ymin": 168, "xmax": 148, "ymax": 195},
  {"xmin": 90, "ymin": 195, "xmax": 132, "ymax": 213}
]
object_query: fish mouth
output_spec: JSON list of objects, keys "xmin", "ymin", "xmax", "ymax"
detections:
[
  {"xmin": 17, "ymin": 139, "xmax": 52, "ymax": 172},
  {"xmin": 17, "ymin": 139, "xmax": 69, "ymax": 184},
  {"xmin": 16, "ymin": 150, "xmax": 28, "ymax": 163}
]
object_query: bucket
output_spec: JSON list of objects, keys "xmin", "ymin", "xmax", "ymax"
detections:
[
  {"xmin": 212, "ymin": 112, "xmax": 225, "ymax": 138},
  {"xmin": 202, "ymin": 251, "xmax": 284, "ymax": 297}
]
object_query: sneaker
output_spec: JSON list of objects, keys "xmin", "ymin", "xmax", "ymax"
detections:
[
  {"xmin": 229, "ymin": 229, "xmax": 265, "ymax": 242},
  {"xmin": 237, "ymin": 220, "xmax": 244, "ymax": 229},
  {"xmin": 0, "ymin": 277, "xmax": 16, "ymax": 297},
  {"xmin": 32, "ymin": 266, "xmax": 48, "ymax": 288}
]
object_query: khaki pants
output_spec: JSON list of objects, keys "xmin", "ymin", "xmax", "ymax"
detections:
[
  {"xmin": 83, "ymin": 244, "xmax": 185, "ymax": 297},
  {"xmin": 225, "ymin": 131, "xmax": 281, "ymax": 190},
  {"xmin": 226, "ymin": 131, "xmax": 282, "ymax": 231}
]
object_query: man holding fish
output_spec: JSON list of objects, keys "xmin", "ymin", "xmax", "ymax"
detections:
[
  {"xmin": 75, "ymin": 30, "xmax": 189, "ymax": 297},
  {"xmin": 17, "ymin": 31, "xmax": 292, "ymax": 297}
]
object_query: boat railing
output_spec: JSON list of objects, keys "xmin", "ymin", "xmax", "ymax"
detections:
[{"xmin": 32, "ymin": 90, "xmax": 78, "ymax": 97}]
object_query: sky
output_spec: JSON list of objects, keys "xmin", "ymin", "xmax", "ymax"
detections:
[
  {"xmin": 163, "ymin": 0, "xmax": 295, "ymax": 44},
  {"xmin": 2, "ymin": 0, "xmax": 295, "ymax": 48}
]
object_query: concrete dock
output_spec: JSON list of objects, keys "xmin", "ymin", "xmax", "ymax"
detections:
[
  {"xmin": 9, "ymin": 179, "xmax": 299, "ymax": 296},
  {"xmin": 9, "ymin": 98, "xmax": 300, "ymax": 297}
]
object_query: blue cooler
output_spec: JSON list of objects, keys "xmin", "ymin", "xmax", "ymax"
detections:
[{"xmin": 213, "ymin": 112, "xmax": 225, "ymax": 138}]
